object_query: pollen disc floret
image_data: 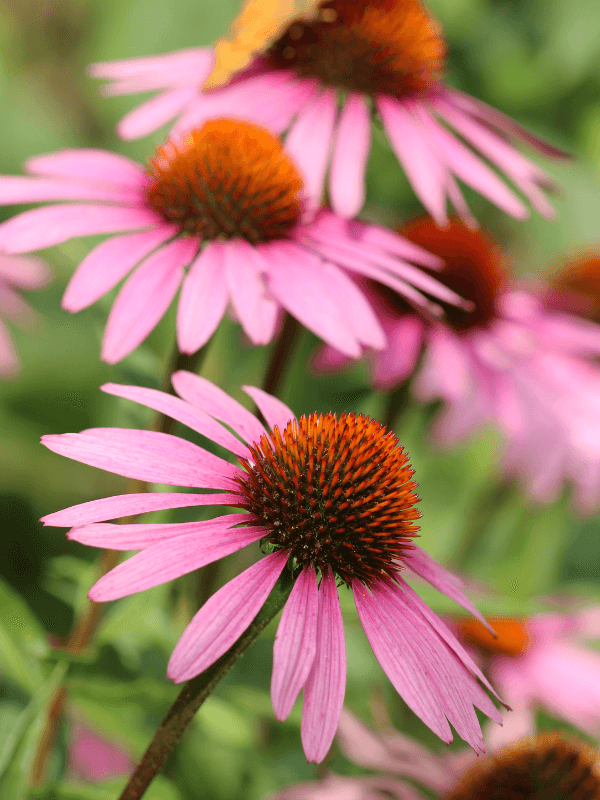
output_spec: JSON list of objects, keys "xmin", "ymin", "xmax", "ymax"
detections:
[
  {"xmin": 235, "ymin": 411, "xmax": 421, "ymax": 587},
  {"xmin": 268, "ymin": 0, "xmax": 446, "ymax": 99},
  {"xmin": 400, "ymin": 217, "xmax": 507, "ymax": 331},
  {"xmin": 145, "ymin": 119, "xmax": 304, "ymax": 244},
  {"xmin": 448, "ymin": 731, "xmax": 600, "ymax": 800}
]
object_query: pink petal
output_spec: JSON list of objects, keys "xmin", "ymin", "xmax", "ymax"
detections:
[
  {"xmin": 377, "ymin": 96, "xmax": 448, "ymax": 225},
  {"xmin": 271, "ymin": 565, "xmax": 318, "ymax": 720},
  {"xmin": 89, "ymin": 48, "xmax": 214, "ymax": 85},
  {"xmin": 353, "ymin": 581, "xmax": 453, "ymax": 743},
  {"xmin": 176, "ymin": 242, "xmax": 229, "ymax": 354},
  {"xmin": 242, "ymin": 386, "xmax": 294, "ymax": 432},
  {"xmin": 262, "ymin": 241, "xmax": 361, "ymax": 357},
  {"xmin": 404, "ymin": 546, "xmax": 494, "ymax": 634},
  {"xmin": 285, "ymin": 89, "xmax": 337, "ymax": 211},
  {"xmin": 118, "ymin": 87, "xmax": 202, "ymax": 140},
  {"xmin": 311, "ymin": 344, "xmax": 354, "ymax": 375},
  {"xmin": 167, "ymin": 551, "xmax": 289, "ymax": 682},
  {"xmin": 88, "ymin": 522, "xmax": 263, "ymax": 601},
  {"xmin": 0, "ymin": 176, "xmax": 142, "ymax": 205},
  {"xmin": 413, "ymin": 326, "xmax": 471, "ymax": 402},
  {"xmin": 372, "ymin": 315, "xmax": 425, "ymax": 389},
  {"xmin": 418, "ymin": 109, "xmax": 529, "ymax": 219},
  {"xmin": 0, "ymin": 283, "xmax": 37, "ymax": 325},
  {"xmin": 69, "ymin": 512, "xmax": 255, "ymax": 549},
  {"xmin": 301, "ymin": 569, "xmax": 346, "ymax": 764},
  {"xmin": 0, "ymin": 205, "xmax": 160, "ymax": 254},
  {"xmin": 62, "ymin": 227, "xmax": 176, "ymax": 312},
  {"xmin": 0, "ymin": 254, "xmax": 50, "ymax": 288},
  {"xmin": 41, "ymin": 428, "xmax": 239, "ymax": 487},
  {"xmin": 26, "ymin": 149, "xmax": 146, "ymax": 187},
  {"xmin": 101, "ymin": 238, "xmax": 197, "ymax": 364},
  {"xmin": 171, "ymin": 371, "xmax": 267, "ymax": 445},
  {"xmin": 224, "ymin": 239, "xmax": 277, "ymax": 345},
  {"xmin": 101, "ymin": 383, "xmax": 248, "ymax": 457},
  {"xmin": 41, "ymin": 491, "xmax": 243, "ymax": 527},
  {"xmin": 329, "ymin": 93, "xmax": 371, "ymax": 218}
]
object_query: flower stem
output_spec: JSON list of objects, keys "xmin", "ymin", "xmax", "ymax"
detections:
[
  {"xmin": 118, "ymin": 568, "xmax": 295, "ymax": 800},
  {"xmin": 30, "ymin": 342, "xmax": 209, "ymax": 786},
  {"xmin": 383, "ymin": 382, "xmax": 410, "ymax": 432},
  {"xmin": 262, "ymin": 312, "xmax": 301, "ymax": 399}
]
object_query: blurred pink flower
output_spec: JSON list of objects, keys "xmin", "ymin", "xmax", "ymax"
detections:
[
  {"xmin": 68, "ymin": 721, "xmax": 134, "ymax": 783},
  {"xmin": 0, "ymin": 120, "xmax": 460, "ymax": 364},
  {"xmin": 0, "ymin": 254, "xmax": 50, "ymax": 376},
  {"xmin": 42, "ymin": 374, "xmax": 503, "ymax": 761},
  {"xmin": 268, "ymin": 710, "xmax": 600, "ymax": 800},
  {"xmin": 314, "ymin": 218, "xmax": 600, "ymax": 514},
  {"xmin": 457, "ymin": 610, "xmax": 600, "ymax": 751},
  {"xmin": 91, "ymin": 0, "xmax": 566, "ymax": 222}
]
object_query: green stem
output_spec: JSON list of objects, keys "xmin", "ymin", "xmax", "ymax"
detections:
[
  {"xmin": 118, "ymin": 568, "xmax": 295, "ymax": 800},
  {"xmin": 383, "ymin": 382, "xmax": 410, "ymax": 432},
  {"xmin": 261, "ymin": 313, "xmax": 301, "ymax": 399},
  {"xmin": 453, "ymin": 478, "xmax": 515, "ymax": 570}
]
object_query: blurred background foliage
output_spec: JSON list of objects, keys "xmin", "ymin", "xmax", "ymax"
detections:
[{"xmin": 0, "ymin": 0, "xmax": 600, "ymax": 797}]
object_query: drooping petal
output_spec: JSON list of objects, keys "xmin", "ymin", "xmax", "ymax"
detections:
[
  {"xmin": 301, "ymin": 568, "xmax": 347, "ymax": 764},
  {"xmin": 271, "ymin": 565, "xmax": 318, "ymax": 720},
  {"xmin": 371, "ymin": 315, "xmax": 425, "ymax": 389},
  {"xmin": 167, "ymin": 551, "xmax": 289, "ymax": 683},
  {"xmin": 263, "ymin": 241, "xmax": 361, "ymax": 357},
  {"xmin": 101, "ymin": 383, "xmax": 248, "ymax": 457},
  {"xmin": 62, "ymin": 227, "xmax": 176, "ymax": 312},
  {"xmin": 404, "ymin": 546, "xmax": 495, "ymax": 634},
  {"xmin": 88, "ymin": 523, "xmax": 264, "ymax": 601},
  {"xmin": 285, "ymin": 88, "xmax": 337, "ymax": 212},
  {"xmin": 329, "ymin": 93, "xmax": 371, "ymax": 218},
  {"xmin": 242, "ymin": 386, "xmax": 295, "ymax": 432},
  {"xmin": 176, "ymin": 242, "xmax": 229, "ymax": 354},
  {"xmin": 69, "ymin": 512, "xmax": 256, "ymax": 550},
  {"xmin": 25, "ymin": 149, "xmax": 147, "ymax": 187},
  {"xmin": 319, "ymin": 262, "xmax": 386, "ymax": 350},
  {"xmin": 0, "ymin": 253, "xmax": 50, "ymax": 288},
  {"xmin": 0, "ymin": 176, "xmax": 142, "ymax": 205},
  {"xmin": 41, "ymin": 428, "xmax": 240, "ymax": 488},
  {"xmin": 41, "ymin": 491, "xmax": 243, "ymax": 527},
  {"xmin": 353, "ymin": 581, "xmax": 453, "ymax": 743},
  {"xmin": 118, "ymin": 87, "xmax": 202, "ymax": 141},
  {"xmin": 224, "ymin": 239, "xmax": 277, "ymax": 345},
  {"xmin": 89, "ymin": 48, "xmax": 214, "ymax": 87},
  {"xmin": 0, "ymin": 205, "xmax": 160, "ymax": 254},
  {"xmin": 171, "ymin": 371, "xmax": 267, "ymax": 445},
  {"xmin": 101, "ymin": 238, "xmax": 197, "ymax": 364},
  {"xmin": 377, "ymin": 97, "xmax": 448, "ymax": 226}
]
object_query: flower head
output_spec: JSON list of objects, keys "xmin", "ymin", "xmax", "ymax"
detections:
[
  {"xmin": 91, "ymin": 0, "xmax": 567, "ymax": 221},
  {"xmin": 0, "ymin": 121, "xmax": 458, "ymax": 364},
  {"xmin": 456, "ymin": 609, "xmax": 600, "ymax": 750},
  {"xmin": 315, "ymin": 218, "xmax": 600, "ymax": 514},
  {"xmin": 0, "ymin": 253, "xmax": 50, "ymax": 376},
  {"xmin": 42, "ymin": 375, "xmax": 503, "ymax": 761}
]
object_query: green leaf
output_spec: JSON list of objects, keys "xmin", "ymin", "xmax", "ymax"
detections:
[
  {"xmin": 0, "ymin": 577, "xmax": 49, "ymax": 693},
  {"xmin": 0, "ymin": 662, "xmax": 67, "ymax": 799},
  {"xmin": 29, "ymin": 774, "xmax": 181, "ymax": 800}
]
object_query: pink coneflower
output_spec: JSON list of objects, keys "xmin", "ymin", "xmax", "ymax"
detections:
[
  {"xmin": 0, "ymin": 120, "xmax": 460, "ymax": 364},
  {"xmin": 269, "ymin": 713, "xmax": 600, "ymax": 800},
  {"xmin": 68, "ymin": 721, "xmax": 134, "ymax": 784},
  {"xmin": 41, "ymin": 374, "xmax": 503, "ymax": 761},
  {"xmin": 314, "ymin": 217, "xmax": 600, "ymax": 514},
  {"xmin": 0, "ymin": 254, "xmax": 50, "ymax": 376},
  {"xmin": 457, "ymin": 610, "xmax": 600, "ymax": 751},
  {"xmin": 91, "ymin": 0, "xmax": 566, "ymax": 222}
]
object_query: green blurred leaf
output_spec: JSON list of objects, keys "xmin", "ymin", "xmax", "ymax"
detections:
[
  {"xmin": 30, "ymin": 774, "xmax": 181, "ymax": 800},
  {"xmin": 0, "ymin": 577, "xmax": 49, "ymax": 693}
]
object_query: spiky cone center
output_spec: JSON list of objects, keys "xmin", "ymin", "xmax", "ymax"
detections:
[
  {"xmin": 235, "ymin": 412, "xmax": 421, "ymax": 587},
  {"xmin": 459, "ymin": 617, "xmax": 531, "ymax": 658},
  {"xmin": 447, "ymin": 732, "xmax": 600, "ymax": 800},
  {"xmin": 395, "ymin": 217, "xmax": 507, "ymax": 331},
  {"xmin": 145, "ymin": 119, "xmax": 304, "ymax": 244},
  {"xmin": 267, "ymin": 0, "xmax": 446, "ymax": 99}
]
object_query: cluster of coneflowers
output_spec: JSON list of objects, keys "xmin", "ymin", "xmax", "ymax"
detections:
[{"xmin": 4, "ymin": 0, "xmax": 600, "ymax": 796}]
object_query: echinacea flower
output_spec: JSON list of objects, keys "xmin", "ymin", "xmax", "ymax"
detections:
[
  {"xmin": 91, "ymin": 0, "xmax": 567, "ymax": 222},
  {"xmin": 42, "ymin": 374, "xmax": 503, "ymax": 761},
  {"xmin": 314, "ymin": 217, "xmax": 600, "ymax": 514},
  {"xmin": 457, "ymin": 610, "xmax": 600, "ymax": 751},
  {"xmin": 268, "ymin": 712, "xmax": 600, "ymax": 800},
  {"xmin": 0, "ymin": 253, "xmax": 50, "ymax": 376},
  {"xmin": 0, "ymin": 120, "xmax": 460, "ymax": 364},
  {"xmin": 68, "ymin": 721, "xmax": 134, "ymax": 784}
]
